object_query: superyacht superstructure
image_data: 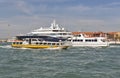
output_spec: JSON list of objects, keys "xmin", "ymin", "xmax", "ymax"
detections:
[{"xmin": 16, "ymin": 20, "xmax": 72, "ymax": 42}]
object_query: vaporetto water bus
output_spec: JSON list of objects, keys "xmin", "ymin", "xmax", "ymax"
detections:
[
  {"xmin": 11, "ymin": 38, "xmax": 71, "ymax": 50},
  {"xmin": 67, "ymin": 34, "xmax": 109, "ymax": 47}
]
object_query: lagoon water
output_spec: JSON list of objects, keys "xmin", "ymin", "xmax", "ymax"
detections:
[{"xmin": 0, "ymin": 44, "xmax": 120, "ymax": 78}]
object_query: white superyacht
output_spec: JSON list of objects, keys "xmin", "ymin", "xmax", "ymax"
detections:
[{"xmin": 16, "ymin": 20, "xmax": 72, "ymax": 42}]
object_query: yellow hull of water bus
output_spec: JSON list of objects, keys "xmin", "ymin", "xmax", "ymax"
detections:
[{"xmin": 11, "ymin": 44, "xmax": 69, "ymax": 49}]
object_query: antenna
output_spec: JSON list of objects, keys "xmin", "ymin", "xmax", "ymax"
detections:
[{"xmin": 53, "ymin": 19, "xmax": 56, "ymax": 26}]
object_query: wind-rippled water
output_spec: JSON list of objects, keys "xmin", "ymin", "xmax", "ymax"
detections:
[{"xmin": 0, "ymin": 43, "xmax": 120, "ymax": 78}]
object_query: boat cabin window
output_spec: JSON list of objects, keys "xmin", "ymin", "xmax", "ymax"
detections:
[
  {"xmin": 48, "ymin": 43, "xmax": 51, "ymax": 45},
  {"xmin": 52, "ymin": 43, "xmax": 55, "ymax": 45},
  {"xmin": 67, "ymin": 40, "xmax": 71, "ymax": 41},
  {"xmin": 13, "ymin": 42, "xmax": 15, "ymax": 44},
  {"xmin": 39, "ymin": 43, "xmax": 42, "ymax": 45},
  {"xmin": 78, "ymin": 39, "xmax": 83, "ymax": 42},
  {"xmin": 53, "ymin": 30, "xmax": 59, "ymax": 32},
  {"xmin": 56, "ymin": 43, "xmax": 59, "ymax": 45},
  {"xmin": 85, "ymin": 39, "xmax": 97, "ymax": 42},
  {"xmin": 60, "ymin": 33, "xmax": 62, "ymax": 35},
  {"xmin": 38, "ymin": 39, "xmax": 42, "ymax": 41},
  {"xmin": 73, "ymin": 39, "xmax": 77, "ymax": 42},
  {"xmin": 20, "ymin": 42, "xmax": 22, "ymax": 44},
  {"xmin": 16, "ymin": 42, "xmax": 19, "ymax": 44},
  {"xmin": 73, "ymin": 39, "xmax": 83, "ymax": 42},
  {"xmin": 36, "ymin": 42, "xmax": 38, "ymax": 45},
  {"xmin": 92, "ymin": 39, "xmax": 97, "ymax": 42},
  {"xmin": 24, "ymin": 39, "xmax": 29, "ymax": 42},
  {"xmin": 101, "ymin": 39, "xmax": 105, "ymax": 42},
  {"xmin": 32, "ymin": 39, "xmax": 37, "ymax": 41},
  {"xmin": 13, "ymin": 42, "xmax": 22, "ymax": 44},
  {"xmin": 78, "ymin": 35, "xmax": 81, "ymax": 37},
  {"xmin": 60, "ymin": 30, "xmax": 64, "ymax": 32},
  {"xmin": 63, "ymin": 33, "xmax": 67, "ymax": 35},
  {"xmin": 59, "ymin": 33, "xmax": 67, "ymax": 35},
  {"xmin": 85, "ymin": 39, "xmax": 91, "ymax": 42},
  {"xmin": 50, "ymin": 33, "xmax": 56, "ymax": 35},
  {"xmin": 26, "ymin": 40, "xmax": 29, "ymax": 42},
  {"xmin": 61, "ymin": 43, "xmax": 64, "ymax": 45},
  {"xmin": 43, "ymin": 43, "xmax": 47, "ymax": 45}
]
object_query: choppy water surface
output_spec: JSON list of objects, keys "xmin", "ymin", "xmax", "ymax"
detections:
[{"xmin": 0, "ymin": 44, "xmax": 120, "ymax": 78}]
